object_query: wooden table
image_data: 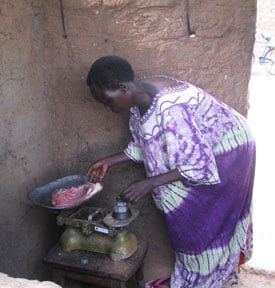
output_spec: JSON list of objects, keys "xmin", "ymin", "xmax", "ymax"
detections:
[{"xmin": 44, "ymin": 238, "xmax": 148, "ymax": 288}]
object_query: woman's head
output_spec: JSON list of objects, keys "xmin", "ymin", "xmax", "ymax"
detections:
[
  {"xmin": 87, "ymin": 56, "xmax": 136, "ymax": 113},
  {"xmin": 86, "ymin": 55, "xmax": 135, "ymax": 90}
]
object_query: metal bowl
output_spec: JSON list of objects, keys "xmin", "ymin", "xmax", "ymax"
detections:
[{"xmin": 27, "ymin": 175, "xmax": 91, "ymax": 211}]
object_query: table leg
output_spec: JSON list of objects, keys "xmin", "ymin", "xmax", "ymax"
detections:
[
  {"xmin": 52, "ymin": 269, "xmax": 66, "ymax": 287},
  {"xmin": 135, "ymin": 263, "xmax": 145, "ymax": 288}
]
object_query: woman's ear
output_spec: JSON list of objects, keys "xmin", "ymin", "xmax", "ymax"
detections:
[{"xmin": 118, "ymin": 83, "xmax": 127, "ymax": 92}]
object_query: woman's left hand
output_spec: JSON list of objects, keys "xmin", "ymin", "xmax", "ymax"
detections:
[
  {"xmin": 120, "ymin": 179, "xmax": 155, "ymax": 203},
  {"xmin": 120, "ymin": 169, "xmax": 183, "ymax": 203}
]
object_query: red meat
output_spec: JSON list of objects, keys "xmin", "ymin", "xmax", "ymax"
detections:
[{"xmin": 51, "ymin": 182, "xmax": 103, "ymax": 208}]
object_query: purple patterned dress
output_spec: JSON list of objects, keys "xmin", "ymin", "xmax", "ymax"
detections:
[{"xmin": 124, "ymin": 78, "xmax": 255, "ymax": 288}]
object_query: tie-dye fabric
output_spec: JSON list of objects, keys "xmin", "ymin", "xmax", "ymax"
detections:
[{"xmin": 124, "ymin": 80, "xmax": 255, "ymax": 287}]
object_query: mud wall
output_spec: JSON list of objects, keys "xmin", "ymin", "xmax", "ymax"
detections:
[{"xmin": 0, "ymin": 0, "xmax": 256, "ymax": 281}]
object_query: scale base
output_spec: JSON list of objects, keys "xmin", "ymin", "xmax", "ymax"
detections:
[{"xmin": 60, "ymin": 226, "xmax": 138, "ymax": 261}]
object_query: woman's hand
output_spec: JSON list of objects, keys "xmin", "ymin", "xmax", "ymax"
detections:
[
  {"xmin": 120, "ymin": 179, "xmax": 155, "ymax": 203},
  {"xmin": 120, "ymin": 169, "xmax": 184, "ymax": 203},
  {"xmin": 87, "ymin": 152, "xmax": 132, "ymax": 183},
  {"xmin": 87, "ymin": 160, "xmax": 109, "ymax": 183}
]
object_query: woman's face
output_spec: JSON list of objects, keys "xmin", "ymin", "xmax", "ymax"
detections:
[{"xmin": 89, "ymin": 84, "xmax": 133, "ymax": 113}]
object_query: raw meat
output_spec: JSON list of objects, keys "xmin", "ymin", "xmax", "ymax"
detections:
[{"xmin": 51, "ymin": 182, "xmax": 103, "ymax": 208}]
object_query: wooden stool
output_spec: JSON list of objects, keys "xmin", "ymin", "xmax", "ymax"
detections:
[{"xmin": 44, "ymin": 238, "xmax": 148, "ymax": 288}]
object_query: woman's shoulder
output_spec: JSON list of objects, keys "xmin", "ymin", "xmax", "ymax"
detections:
[{"xmin": 155, "ymin": 82, "xmax": 205, "ymax": 110}]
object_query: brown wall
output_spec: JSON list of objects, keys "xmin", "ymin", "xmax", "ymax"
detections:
[{"xmin": 0, "ymin": 0, "xmax": 256, "ymax": 281}]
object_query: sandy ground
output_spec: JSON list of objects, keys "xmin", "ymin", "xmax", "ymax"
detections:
[
  {"xmin": 246, "ymin": 61, "xmax": 275, "ymax": 273},
  {"xmin": 238, "ymin": 266, "xmax": 275, "ymax": 287},
  {"xmin": 237, "ymin": 61, "xmax": 275, "ymax": 287}
]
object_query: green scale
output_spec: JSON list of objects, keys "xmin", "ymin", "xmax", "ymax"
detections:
[{"xmin": 57, "ymin": 200, "xmax": 139, "ymax": 261}]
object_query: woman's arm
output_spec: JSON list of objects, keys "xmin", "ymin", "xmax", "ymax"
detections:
[
  {"xmin": 120, "ymin": 168, "xmax": 184, "ymax": 202},
  {"xmin": 99, "ymin": 152, "xmax": 132, "ymax": 167},
  {"xmin": 87, "ymin": 152, "xmax": 132, "ymax": 182},
  {"xmin": 148, "ymin": 169, "xmax": 183, "ymax": 187}
]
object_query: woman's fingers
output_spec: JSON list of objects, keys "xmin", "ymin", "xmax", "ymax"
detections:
[
  {"xmin": 120, "ymin": 187, "xmax": 139, "ymax": 203},
  {"xmin": 120, "ymin": 180, "xmax": 153, "ymax": 203},
  {"xmin": 87, "ymin": 162, "xmax": 109, "ymax": 183},
  {"xmin": 99, "ymin": 163, "xmax": 108, "ymax": 181}
]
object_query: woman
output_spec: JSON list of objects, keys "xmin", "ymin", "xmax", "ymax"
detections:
[{"xmin": 86, "ymin": 56, "xmax": 255, "ymax": 287}]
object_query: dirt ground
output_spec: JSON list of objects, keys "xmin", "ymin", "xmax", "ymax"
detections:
[
  {"xmin": 61, "ymin": 266, "xmax": 275, "ymax": 288},
  {"xmin": 238, "ymin": 266, "xmax": 275, "ymax": 288},
  {"xmin": 238, "ymin": 61, "xmax": 275, "ymax": 287}
]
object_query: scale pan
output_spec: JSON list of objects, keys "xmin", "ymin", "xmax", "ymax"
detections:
[{"xmin": 27, "ymin": 175, "xmax": 97, "ymax": 211}]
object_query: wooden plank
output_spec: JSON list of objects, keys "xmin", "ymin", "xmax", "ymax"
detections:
[
  {"xmin": 53, "ymin": 268, "xmax": 124, "ymax": 288},
  {"xmin": 44, "ymin": 238, "xmax": 148, "ymax": 282}
]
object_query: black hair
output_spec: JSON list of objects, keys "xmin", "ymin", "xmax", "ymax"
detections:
[{"xmin": 86, "ymin": 56, "xmax": 135, "ymax": 90}]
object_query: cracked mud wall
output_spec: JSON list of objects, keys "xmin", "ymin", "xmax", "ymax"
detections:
[{"xmin": 0, "ymin": 0, "xmax": 256, "ymax": 281}]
